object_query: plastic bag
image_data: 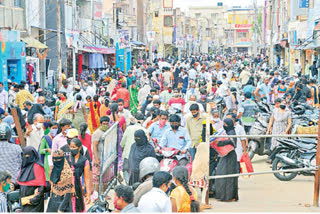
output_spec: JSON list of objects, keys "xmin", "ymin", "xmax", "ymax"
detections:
[{"xmin": 240, "ymin": 152, "xmax": 254, "ymax": 177}]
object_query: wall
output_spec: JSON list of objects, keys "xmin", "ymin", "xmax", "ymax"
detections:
[{"xmin": 0, "ymin": 0, "xmax": 25, "ymax": 31}]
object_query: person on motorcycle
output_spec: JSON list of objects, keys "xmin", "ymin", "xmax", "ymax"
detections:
[
  {"xmin": 160, "ymin": 114, "xmax": 192, "ymax": 166},
  {"xmin": 167, "ymin": 89, "xmax": 185, "ymax": 113},
  {"xmin": 148, "ymin": 111, "xmax": 170, "ymax": 143},
  {"xmin": 133, "ymin": 157, "xmax": 160, "ymax": 207}
]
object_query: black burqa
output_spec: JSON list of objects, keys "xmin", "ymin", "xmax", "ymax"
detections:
[
  {"xmin": 27, "ymin": 104, "xmax": 45, "ymax": 125},
  {"xmin": 16, "ymin": 146, "xmax": 47, "ymax": 212},
  {"xmin": 214, "ymin": 118, "xmax": 239, "ymax": 201},
  {"xmin": 128, "ymin": 130, "xmax": 156, "ymax": 185}
]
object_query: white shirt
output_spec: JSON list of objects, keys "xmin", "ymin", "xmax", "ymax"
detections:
[
  {"xmin": 0, "ymin": 90, "xmax": 8, "ymax": 110},
  {"xmin": 26, "ymin": 124, "xmax": 44, "ymax": 150},
  {"xmin": 86, "ymin": 86, "xmax": 96, "ymax": 98},
  {"xmin": 119, "ymin": 109, "xmax": 134, "ymax": 125},
  {"xmin": 216, "ymin": 85, "xmax": 229, "ymax": 97},
  {"xmin": 235, "ymin": 123, "xmax": 246, "ymax": 161},
  {"xmin": 188, "ymin": 69, "xmax": 197, "ymax": 80},
  {"xmin": 138, "ymin": 188, "xmax": 172, "ymax": 213}
]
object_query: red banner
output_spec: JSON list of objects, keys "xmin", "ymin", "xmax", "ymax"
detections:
[
  {"xmin": 235, "ymin": 24, "xmax": 253, "ymax": 28},
  {"xmin": 236, "ymin": 29, "xmax": 248, "ymax": 33}
]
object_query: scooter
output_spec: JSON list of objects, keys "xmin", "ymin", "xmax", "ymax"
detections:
[
  {"xmin": 152, "ymin": 138, "xmax": 192, "ymax": 175},
  {"xmin": 6, "ymin": 190, "xmax": 21, "ymax": 212}
]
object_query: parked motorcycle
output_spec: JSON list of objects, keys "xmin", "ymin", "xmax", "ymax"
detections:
[
  {"xmin": 6, "ymin": 190, "xmax": 21, "ymax": 212},
  {"xmin": 271, "ymin": 138, "xmax": 317, "ymax": 181}
]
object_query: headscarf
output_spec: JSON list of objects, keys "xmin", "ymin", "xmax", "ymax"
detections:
[
  {"xmin": 17, "ymin": 146, "xmax": 43, "ymax": 183},
  {"xmin": 27, "ymin": 104, "xmax": 45, "ymax": 125},
  {"xmin": 50, "ymin": 150, "xmax": 75, "ymax": 196},
  {"xmin": 223, "ymin": 118, "xmax": 236, "ymax": 147}
]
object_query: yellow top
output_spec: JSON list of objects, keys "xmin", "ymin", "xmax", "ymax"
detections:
[{"xmin": 170, "ymin": 185, "xmax": 197, "ymax": 212}]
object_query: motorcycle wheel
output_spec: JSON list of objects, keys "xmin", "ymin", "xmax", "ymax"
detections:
[{"xmin": 272, "ymin": 158, "xmax": 298, "ymax": 181}]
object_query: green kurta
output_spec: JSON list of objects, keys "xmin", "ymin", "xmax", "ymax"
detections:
[
  {"xmin": 129, "ymin": 86, "xmax": 139, "ymax": 114},
  {"xmin": 39, "ymin": 136, "xmax": 52, "ymax": 181}
]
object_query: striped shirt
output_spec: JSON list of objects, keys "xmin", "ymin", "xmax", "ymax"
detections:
[
  {"xmin": 0, "ymin": 141, "xmax": 22, "ymax": 182},
  {"xmin": 0, "ymin": 192, "xmax": 7, "ymax": 212}
]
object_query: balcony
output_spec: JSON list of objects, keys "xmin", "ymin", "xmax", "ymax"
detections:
[{"xmin": 0, "ymin": 5, "xmax": 25, "ymax": 31}]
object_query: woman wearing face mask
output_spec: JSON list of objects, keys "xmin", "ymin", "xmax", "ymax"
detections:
[
  {"xmin": 39, "ymin": 122, "xmax": 58, "ymax": 181},
  {"xmin": 267, "ymin": 100, "xmax": 292, "ymax": 151},
  {"xmin": 128, "ymin": 130, "xmax": 156, "ymax": 185},
  {"xmin": 66, "ymin": 138, "xmax": 91, "ymax": 212},
  {"xmin": 47, "ymin": 149, "xmax": 75, "ymax": 212},
  {"xmin": 55, "ymin": 91, "xmax": 74, "ymax": 122},
  {"xmin": 88, "ymin": 95, "xmax": 101, "ymax": 134},
  {"xmin": 224, "ymin": 87, "xmax": 242, "ymax": 117},
  {"xmin": 170, "ymin": 166, "xmax": 200, "ymax": 212},
  {"xmin": 12, "ymin": 147, "xmax": 47, "ymax": 212},
  {"xmin": 213, "ymin": 118, "xmax": 238, "ymax": 202},
  {"xmin": 211, "ymin": 110, "xmax": 223, "ymax": 131},
  {"xmin": 72, "ymin": 95, "xmax": 87, "ymax": 132}
]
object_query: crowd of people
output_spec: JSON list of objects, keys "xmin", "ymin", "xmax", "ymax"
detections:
[{"xmin": 0, "ymin": 52, "xmax": 319, "ymax": 212}]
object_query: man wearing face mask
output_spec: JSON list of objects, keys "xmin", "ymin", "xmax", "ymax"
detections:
[
  {"xmin": 0, "ymin": 170, "xmax": 12, "ymax": 212},
  {"xmin": 241, "ymin": 92, "xmax": 258, "ymax": 134},
  {"xmin": 148, "ymin": 111, "xmax": 170, "ymax": 144},
  {"xmin": 26, "ymin": 114, "xmax": 44, "ymax": 150},
  {"xmin": 138, "ymin": 171, "xmax": 172, "ymax": 212},
  {"xmin": 51, "ymin": 119, "xmax": 72, "ymax": 153},
  {"xmin": 160, "ymin": 115, "xmax": 191, "ymax": 166},
  {"xmin": 167, "ymin": 89, "xmax": 185, "ymax": 112},
  {"xmin": 186, "ymin": 104, "xmax": 206, "ymax": 160},
  {"xmin": 37, "ymin": 96, "xmax": 53, "ymax": 121},
  {"xmin": 59, "ymin": 79, "xmax": 73, "ymax": 98},
  {"xmin": 117, "ymin": 98, "xmax": 134, "ymax": 125},
  {"xmin": 160, "ymin": 83, "xmax": 173, "ymax": 106}
]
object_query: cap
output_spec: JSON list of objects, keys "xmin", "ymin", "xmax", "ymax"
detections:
[
  {"xmin": 74, "ymin": 85, "xmax": 80, "ymax": 90},
  {"xmin": 66, "ymin": 128, "xmax": 79, "ymax": 138}
]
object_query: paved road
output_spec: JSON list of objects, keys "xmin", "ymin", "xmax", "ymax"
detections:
[{"xmin": 206, "ymin": 155, "xmax": 320, "ymax": 212}]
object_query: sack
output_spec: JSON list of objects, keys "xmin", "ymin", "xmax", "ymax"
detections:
[
  {"xmin": 296, "ymin": 125, "xmax": 317, "ymax": 135},
  {"xmin": 240, "ymin": 153, "xmax": 254, "ymax": 177}
]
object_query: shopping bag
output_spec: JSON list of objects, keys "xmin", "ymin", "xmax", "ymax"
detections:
[
  {"xmin": 209, "ymin": 129, "xmax": 234, "ymax": 157},
  {"xmin": 240, "ymin": 152, "xmax": 254, "ymax": 178}
]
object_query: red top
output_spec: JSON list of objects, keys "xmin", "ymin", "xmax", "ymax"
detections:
[
  {"xmin": 79, "ymin": 133, "xmax": 93, "ymax": 160},
  {"xmin": 116, "ymin": 88, "xmax": 130, "ymax": 108},
  {"xmin": 17, "ymin": 163, "xmax": 47, "ymax": 187}
]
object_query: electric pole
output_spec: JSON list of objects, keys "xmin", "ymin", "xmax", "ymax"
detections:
[{"xmin": 57, "ymin": 0, "xmax": 61, "ymax": 89}]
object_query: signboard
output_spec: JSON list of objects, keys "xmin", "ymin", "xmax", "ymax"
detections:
[
  {"xmin": 299, "ymin": 0, "xmax": 310, "ymax": 8},
  {"xmin": 228, "ymin": 15, "xmax": 233, "ymax": 24},
  {"xmin": 147, "ymin": 31, "xmax": 155, "ymax": 41},
  {"xmin": 118, "ymin": 30, "xmax": 130, "ymax": 48},
  {"xmin": 235, "ymin": 24, "xmax": 253, "ymax": 28},
  {"xmin": 94, "ymin": 1, "xmax": 103, "ymax": 19},
  {"xmin": 125, "ymin": 15, "xmax": 137, "ymax": 27},
  {"xmin": 65, "ymin": 29, "xmax": 79, "ymax": 48},
  {"xmin": 236, "ymin": 29, "xmax": 249, "ymax": 33}
]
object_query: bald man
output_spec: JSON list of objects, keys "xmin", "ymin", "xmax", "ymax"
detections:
[{"xmin": 38, "ymin": 96, "xmax": 53, "ymax": 120}]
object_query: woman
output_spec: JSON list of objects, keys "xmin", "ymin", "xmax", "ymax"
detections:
[
  {"xmin": 79, "ymin": 122, "xmax": 93, "ymax": 160},
  {"xmin": 39, "ymin": 122, "xmax": 58, "ymax": 181},
  {"xmin": 129, "ymin": 80, "xmax": 139, "ymax": 114},
  {"xmin": 128, "ymin": 130, "xmax": 156, "ymax": 185},
  {"xmin": 47, "ymin": 150, "xmax": 75, "ymax": 212},
  {"xmin": 110, "ymin": 103, "xmax": 126, "ymax": 173},
  {"xmin": 72, "ymin": 95, "xmax": 87, "ymax": 132},
  {"xmin": 267, "ymin": 100, "xmax": 292, "ymax": 150},
  {"xmin": 55, "ymin": 91, "xmax": 74, "ymax": 122},
  {"xmin": 88, "ymin": 95, "xmax": 101, "ymax": 134},
  {"xmin": 99, "ymin": 97, "xmax": 111, "ymax": 117},
  {"xmin": 170, "ymin": 166, "xmax": 200, "ymax": 212},
  {"xmin": 66, "ymin": 138, "xmax": 91, "ymax": 212},
  {"xmin": 275, "ymin": 81, "xmax": 287, "ymax": 99},
  {"xmin": 213, "ymin": 118, "xmax": 238, "ymax": 202},
  {"xmin": 13, "ymin": 147, "xmax": 47, "ymax": 212}
]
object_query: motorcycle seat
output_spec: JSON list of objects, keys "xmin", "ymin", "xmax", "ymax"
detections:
[
  {"xmin": 296, "ymin": 142, "xmax": 316, "ymax": 150},
  {"xmin": 299, "ymin": 138, "xmax": 317, "ymax": 145}
]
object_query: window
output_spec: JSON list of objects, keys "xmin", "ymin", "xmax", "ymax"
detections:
[
  {"xmin": 164, "ymin": 16, "xmax": 173, "ymax": 27},
  {"xmin": 238, "ymin": 32, "xmax": 247, "ymax": 39},
  {"xmin": 206, "ymin": 28, "xmax": 211, "ymax": 37},
  {"xmin": 14, "ymin": 0, "xmax": 22, "ymax": 7}
]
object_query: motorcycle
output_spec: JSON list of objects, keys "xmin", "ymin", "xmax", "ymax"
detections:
[
  {"xmin": 152, "ymin": 138, "xmax": 192, "ymax": 175},
  {"xmin": 6, "ymin": 190, "xmax": 21, "ymax": 212},
  {"xmin": 271, "ymin": 138, "xmax": 317, "ymax": 181}
]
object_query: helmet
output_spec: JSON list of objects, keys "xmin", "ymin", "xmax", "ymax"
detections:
[
  {"xmin": 0, "ymin": 123, "xmax": 12, "ymax": 141},
  {"xmin": 139, "ymin": 157, "xmax": 160, "ymax": 180}
]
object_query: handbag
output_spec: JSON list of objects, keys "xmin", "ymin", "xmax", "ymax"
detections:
[{"xmin": 240, "ymin": 152, "xmax": 254, "ymax": 177}]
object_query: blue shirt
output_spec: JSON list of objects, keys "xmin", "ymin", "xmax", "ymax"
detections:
[
  {"xmin": 160, "ymin": 127, "xmax": 191, "ymax": 151},
  {"xmin": 127, "ymin": 76, "xmax": 136, "ymax": 88},
  {"xmin": 43, "ymin": 106, "xmax": 53, "ymax": 120},
  {"xmin": 148, "ymin": 121, "xmax": 171, "ymax": 142},
  {"xmin": 242, "ymin": 85, "xmax": 255, "ymax": 100},
  {"xmin": 257, "ymin": 83, "xmax": 271, "ymax": 103}
]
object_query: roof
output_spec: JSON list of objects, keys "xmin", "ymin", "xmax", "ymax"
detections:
[{"xmin": 21, "ymin": 37, "xmax": 48, "ymax": 49}]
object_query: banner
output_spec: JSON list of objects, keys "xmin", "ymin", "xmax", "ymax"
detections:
[
  {"xmin": 65, "ymin": 29, "xmax": 79, "ymax": 48},
  {"xmin": 147, "ymin": 31, "xmax": 155, "ymax": 41},
  {"xmin": 299, "ymin": 0, "xmax": 310, "ymax": 8},
  {"xmin": 118, "ymin": 30, "xmax": 130, "ymax": 48}
]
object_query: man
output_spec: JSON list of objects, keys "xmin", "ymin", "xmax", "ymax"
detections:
[
  {"xmin": 160, "ymin": 115, "xmax": 191, "ymax": 166},
  {"xmin": 162, "ymin": 68, "xmax": 172, "ymax": 87},
  {"xmin": 86, "ymin": 81, "xmax": 96, "ymax": 99},
  {"xmin": 92, "ymin": 116, "xmax": 110, "ymax": 191},
  {"xmin": 0, "ymin": 83, "xmax": 8, "ymax": 112},
  {"xmin": 116, "ymin": 83, "xmax": 130, "ymax": 109},
  {"xmin": 310, "ymin": 61, "xmax": 318, "ymax": 79},
  {"xmin": 61, "ymin": 68, "xmax": 67, "ymax": 82},
  {"xmin": 114, "ymin": 185, "xmax": 139, "ymax": 212},
  {"xmin": 241, "ymin": 92, "xmax": 258, "ymax": 133},
  {"xmin": 37, "ymin": 96, "xmax": 53, "ymax": 120},
  {"xmin": 188, "ymin": 65, "xmax": 197, "ymax": 80},
  {"xmin": 127, "ymin": 71, "xmax": 136, "ymax": 88},
  {"xmin": 25, "ymin": 114, "xmax": 44, "ymax": 149},
  {"xmin": 186, "ymin": 104, "xmax": 206, "ymax": 160},
  {"xmin": 183, "ymin": 95, "xmax": 204, "ymax": 117},
  {"xmin": 0, "ymin": 170, "xmax": 12, "ymax": 212},
  {"xmin": 121, "ymin": 113, "xmax": 148, "ymax": 184},
  {"xmin": 117, "ymin": 98, "xmax": 134, "ymax": 125},
  {"xmin": 140, "ymin": 72, "xmax": 150, "ymax": 88},
  {"xmin": 239, "ymin": 67, "xmax": 251, "ymax": 86},
  {"xmin": 52, "ymin": 118, "xmax": 72, "ymax": 152},
  {"xmin": 167, "ymin": 89, "xmax": 185, "ymax": 113},
  {"xmin": 160, "ymin": 83, "xmax": 173, "ymax": 106},
  {"xmin": 255, "ymin": 77, "xmax": 272, "ymax": 103},
  {"xmin": 8, "ymin": 84, "xmax": 19, "ymax": 108},
  {"xmin": 146, "ymin": 63, "xmax": 155, "ymax": 80},
  {"xmin": 148, "ymin": 111, "xmax": 170, "ymax": 143},
  {"xmin": 185, "ymin": 84, "xmax": 200, "ymax": 102},
  {"xmin": 15, "ymin": 84, "xmax": 34, "ymax": 109},
  {"xmin": 60, "ymin": 79, "xmax": 73, "ymax": 98},
  {"xmin": 133, "ymin": 157, "xmax": 160, "ymax": 207},
  {"xmin": 0, "ymin": 123, "xmax": 22, "ymax": 183},
  {"xmin": 80, "ymin": 65, "xmax": 90, "ymax": 81},
  {"xmin": 215, "ymin": 80, "xmax": 229, "ymax": 98},
  {"xmin": 138, "ymin": 171, "xmax": 172, "ymax": 212},
  {"xmin": 294, "ymin": 59, "xmax": 302, "ymax": 75}
]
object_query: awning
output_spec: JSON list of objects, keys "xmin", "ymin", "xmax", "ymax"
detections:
[
  {"xmin": 21, "ymin": 37, "xmax": 48, "ymax": 49},
  {"xmin": 82, "ymin": 45, "xmax": 115, "ymax": 54},
  {"xmin": 130, "ymin": 41, "xmax": 146, "ymax": 46}
]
